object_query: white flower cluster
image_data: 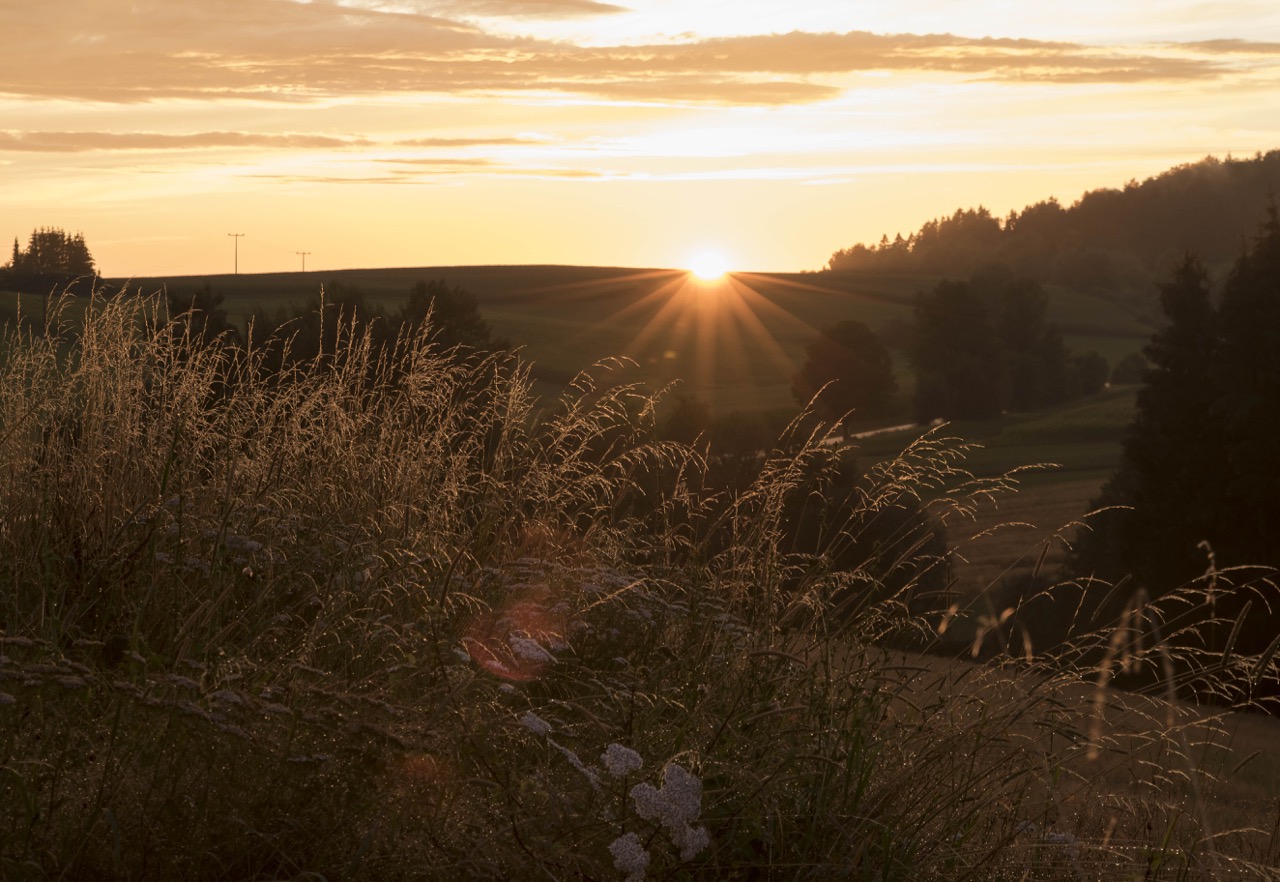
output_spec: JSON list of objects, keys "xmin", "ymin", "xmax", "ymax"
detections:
[
  {"xmin": 602, "ymin": 743, "xmax": 644, "ymax": 778},
  {"xmin": 629, "ymin": 764, "xmax": 711, "ymax": 862},
  {"xmin": 518, "ymin": 711, "xmax": 553, "ymax": 737},
  {"xmin": 608, "ymin": 832, "xmax": 650, "ymax": 882}
]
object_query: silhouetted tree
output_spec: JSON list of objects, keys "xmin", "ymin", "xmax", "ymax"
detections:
[
  {"xmin": 1075, "ymin": 255, "xmax": 1222, "ymax": 589},
  {"xmin": 8, "ymin": 227, "xmax": 95, "ymax": 276},
  {"xmin": 910, "ymin": 269, "xmax": 1101, "ymax": 421},
  {"xmin": 659, "ymin": 394, "xmax": 712, "ymax": 446},
  {"xmin": 168, "ymin": 283, "xmax": 241, "ymax": 347},
  {"xmin": 247, "ymin": 278, "xmax": 504, "ymax": 381},
  {"xmin": 792, "ymin": 319, "xmax": 899, "ymax": 429},
  {"xmin": 1071, "ymin": 352, "xmax": 1110, "ymax": 397},
  {"xmin": 398, "ymin": 279, "xmax": 508, "ymax": 353},
  {"xmin": 1209, "ymin": 205, "xmax": 1280, "ymax": 572},
  {"xmin": 911, "ymin": 280, "xmax": 1005, "ymax": 421},
  {"xmin": 1109, "ymin": 352, "xmax": 1147, "ymax": 385}
]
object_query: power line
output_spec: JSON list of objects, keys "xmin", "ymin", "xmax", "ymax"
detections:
[
  {"xmin": 296, "ymin": 251, "xmax": 311, "ymax": 272},
  {"xmin": 227, "ymin": 233, "xmax": 245, "ymax": 274}
]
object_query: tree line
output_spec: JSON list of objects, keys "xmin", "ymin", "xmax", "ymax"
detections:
[
  {"xmin": 827, "ymin": 151, "xmax": 1280, "ymax": 302},
  {"xmin": 790, "ymin": 267, "xmax": 1107, "ymax": 430}
]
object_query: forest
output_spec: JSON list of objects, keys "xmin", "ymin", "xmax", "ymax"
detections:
[{"xmin": 828, "ymin": 151, "xmax": 1280, "ymax": 314}]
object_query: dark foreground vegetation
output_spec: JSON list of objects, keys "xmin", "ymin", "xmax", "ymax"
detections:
[{"xmin": 2, "ymin": 290, "xmax": 1280, "ymax": 880}]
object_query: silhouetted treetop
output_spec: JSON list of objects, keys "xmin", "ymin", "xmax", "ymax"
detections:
[
  {"xmin": 827, "ymin": 151, "xmax": 1280, "ymax": 293},
  {"xmin": 5, "ymin": 227, "xmax": 96, "ymax": 277}
]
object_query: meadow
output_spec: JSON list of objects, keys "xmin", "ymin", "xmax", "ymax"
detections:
[
  {"xmin": 89, "ymin": 264, "xmax": 1155, "ymax": 418},
  {"xmin": 2, "ymin": 289, "xmax": 1279, "ymax": 880}
]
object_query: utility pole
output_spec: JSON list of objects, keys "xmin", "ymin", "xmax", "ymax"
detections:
[
  {"xmin": 297, "ymin": 251, "xmax": 311, "ymax": 272},
  {"xmin": 228, "ymin": 233, "xmax": 244, "ymax": 274}
]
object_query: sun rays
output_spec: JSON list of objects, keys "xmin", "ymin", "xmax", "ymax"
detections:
[{"xmin": 539, "ymin": 265, "xmax": 869, "ymax": 413}]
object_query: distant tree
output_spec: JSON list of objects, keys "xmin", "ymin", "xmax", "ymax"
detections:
[
  {"xmin": 247, "ymin": 278, "xmax": 504, "ymax": 380},
  {"xmin": 9, "ymin": 227, "xmax": 96, "ymax": 276},
  {"xmin": 825, "ymin": 150, "xmax": 1280, "ymax": 296},
  {"xmin": 910, "ymin": 268, "xmax": 1099, "ymax": 421},
  {"xmin": 168, "ymin": 283, "xmax": 241, "ymax": 347},
  {"xmin": 659, "ymin": 393, "xmax": 712, "ymax": 446},
  {"xmin": 911, "ymin": 280, "xmax": 1005, "ymax": 421},
  {"xmin": 983, "ymin": 268, "xmax": 1062, "ymax": 409},
  {"xmin": 1070, "ymin": 351, "xmax": 1110, "ymax": 397},
  {"xmin": 399, "ymin": 279, "xmax": 508, "ymax": 353},
  {"xmin": 1109, "ymin": 352, "xmax": 1148, "ymax": 385},
  {"xmin": 791, "ymin": 319, "xmax": 899, "ymax": 428}
]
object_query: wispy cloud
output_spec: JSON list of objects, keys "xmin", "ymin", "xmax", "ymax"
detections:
[
  {"xmin": 0, "ymin": 131, "xmax": 374, "ymax": 152},
  {"xmin": 1176, "ymin": 38, "xmax": 1280, "ymax": 54},
  {"xmin": 0, "ymin": 0, "xmax": 1260, "ymax": 106},
  {"xmin": 394, "ymin": 136, "xmax": 549, "ymax": 147},
  {"xmin": 429, "ymin": 0, "xmax": 627, "ymax": 17}
]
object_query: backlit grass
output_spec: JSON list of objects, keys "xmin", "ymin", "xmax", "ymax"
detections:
[{"xmin": 1, "ymin": 290, "xmax": 1277, "ymax": 881}]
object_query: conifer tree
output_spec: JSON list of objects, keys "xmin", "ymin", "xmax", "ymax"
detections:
[
  {"xmin": 1209, "ymin": 205, "xmax": 1280, "ymax": 573},
  {"xmin": 1076, "ymin": 255, "xmax": 1221, "ymax": 589}
]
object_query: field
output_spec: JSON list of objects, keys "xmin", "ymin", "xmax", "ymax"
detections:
[
  {"xmin": 4, "ymin": 290, "xmax": 1280, "ymax": 880},
  {"xmin": 71, "ymin": 263, "xmax": 1155, "ymax": 416}
]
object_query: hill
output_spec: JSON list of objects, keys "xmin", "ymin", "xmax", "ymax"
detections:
[
  {"xmin": 827, "ymin": 150, "xmax": 1280, "ymax": 318},
  {"xmin": 100, "ymin": 264, "xmax": 1152, "ymax": 418}
]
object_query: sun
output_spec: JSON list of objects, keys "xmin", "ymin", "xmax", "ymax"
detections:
[{"xmin": 688, "ymin": 250, "xmax": 731, "ymax": 281}]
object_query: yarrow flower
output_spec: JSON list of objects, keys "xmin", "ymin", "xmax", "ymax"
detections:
[
  {"xmin": 602, "ymin": 743, "xmax": 644, "ymax": 778},
  {"xmin": 508, "ymin": 635, "xmax": 555, "ymax": 665},
  {"xmin": 629, "ymin": 763, "xmax": 710, "ymax": 863},
  {"xmin": 518, "ymin": 711, "xmax": 553, "ymax": 736},
  {"xmin": 608, "ymin": 832, "xmax": 650, "ymax": 882}
]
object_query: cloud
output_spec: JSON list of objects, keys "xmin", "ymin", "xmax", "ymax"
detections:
[
  {"xmin": 394, "ymin": 136, "xmax": 548, "ymax": 147},
  {"xmin": 0, "ymin": 2, "xmax": 1257, "ymax": 107},
  {"xmin": 1177, "ymin": 39, "xmax": 1280, "ymax": 55},
  {"xmin": 246, "ymin": 162, "xmax": 614, "ymax": 184},
  {"xmin": 430, "ymin": 0, "xmax": 627, "ymax": 17},
  {"xmin": 0, "ymin": 131, "xmax": 374, "ymax": 152}
]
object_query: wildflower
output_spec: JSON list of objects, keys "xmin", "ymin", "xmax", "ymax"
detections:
[
  {"xmin": 673, "ymin": 824, "xmax": 709, "ymax": 862},
  {"xmin": 602, "ymin": 743, "xmax": 644, "ymax": 778},
  {"xmin": 630, "ymin": 763, "xmax": 710, "ymax": 862},
  {"xmin": 659, "ymin": 764, "xmax": 701, "ymax": 819},
  {"xmin": 550, "ymin": 739, "xmax": 601, "ymax": 792},
  {"xmin": 508, "ymin": 635, "xmax": 555, "ymax": 665},
  {"xmin": 225, "ymin": 534, "xmax": 263, "ymax": 554},
  {"xmin": 609, "ymin": 832, "xmax": 650, "ymax": 882},
  {"xmin": 519, "ymin": 711, "xmax": 553, "ymax": 736}
]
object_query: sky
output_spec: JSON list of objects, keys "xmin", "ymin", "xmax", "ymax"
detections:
[{"xmin": 3, "ymin": 0, "xmax": 1280, "ymax": 277}]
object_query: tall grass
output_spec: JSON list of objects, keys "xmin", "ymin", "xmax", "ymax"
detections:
[{"xmin": 1, "ymin": 290, "xmax": 1278, "ymax": 880}]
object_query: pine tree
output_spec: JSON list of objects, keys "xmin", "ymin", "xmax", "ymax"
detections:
[
  {"xmin": 1076, "ymin": 255, "xmax": 1221, "ymax": 589},
  {"xmin": 1210, "ymin": 205, "xmax": 1280, "ymax": 572},
  {"xmin": 9, "ymin": 227, "xmax": 96, "ymax": 276}
]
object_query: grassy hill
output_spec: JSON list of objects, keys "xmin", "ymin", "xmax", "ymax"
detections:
[{"xmin": 84, "ymin": 264, "xmax": 1156, "ymax": 419}]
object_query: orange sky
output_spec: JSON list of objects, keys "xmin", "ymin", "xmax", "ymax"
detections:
[{"xmin": 3, "ymin": 1, "xmax": 1279, "ymax": 276}]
